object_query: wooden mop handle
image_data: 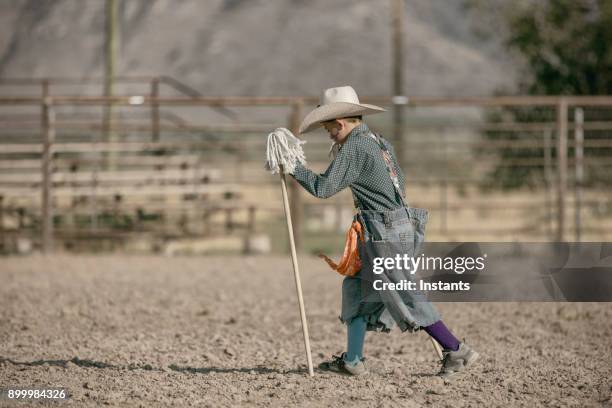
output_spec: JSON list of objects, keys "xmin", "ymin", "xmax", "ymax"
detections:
[
  {"xmin": 279, "ymin": 165, "xmax": 314, "ymax": 377},
  {"xmin": 430, "ymin": 336, "xmax": 444, "ymax": 360}
]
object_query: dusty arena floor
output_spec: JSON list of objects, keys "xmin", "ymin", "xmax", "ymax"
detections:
[{"xmin": 1, "ymin": 255, "xmax": 611, "ymax": 407}]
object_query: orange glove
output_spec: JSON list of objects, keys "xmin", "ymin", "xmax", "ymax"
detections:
[{"xmin": 319, "ymin": 220, "xmax": 364, "ymax": 277}]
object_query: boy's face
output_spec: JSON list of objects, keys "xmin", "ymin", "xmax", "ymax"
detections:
[{"xmin": 322, "ymin": 118, "xmax": 352, "ymax": 144}]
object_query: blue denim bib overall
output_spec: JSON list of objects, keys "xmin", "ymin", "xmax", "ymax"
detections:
[{"xmin": 340, "ymin": 206, "xmax": 441, "ymax": 332}]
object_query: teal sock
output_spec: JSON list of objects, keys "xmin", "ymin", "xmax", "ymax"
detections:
[{"xmin": 345, "ymin": 316, "xmax": 367, "ymax": 362}]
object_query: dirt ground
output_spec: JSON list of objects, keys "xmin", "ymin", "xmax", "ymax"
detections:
[{"xmin": 0, "ymin": 255, "xmax": 611, "ymax": 407}]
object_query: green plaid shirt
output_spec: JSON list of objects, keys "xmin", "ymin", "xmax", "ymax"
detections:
[{"xmin": 292, "ymin": 123, "xmax": 406, "ymax": 211}]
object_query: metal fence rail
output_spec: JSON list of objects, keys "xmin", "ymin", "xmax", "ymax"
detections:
[{"xmin": 1, "ymin": 77, "xmax": 611, "ymax": 252}]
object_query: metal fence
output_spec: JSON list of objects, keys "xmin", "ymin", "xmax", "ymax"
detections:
[{"xmin": 1, "ymin": 77, "xmax": 611, "ymax": 253}]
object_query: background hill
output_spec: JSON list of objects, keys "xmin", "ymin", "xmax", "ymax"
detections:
[{"xmin": 0, "ymin": 0, "xmax": 519, "ymax": 97}]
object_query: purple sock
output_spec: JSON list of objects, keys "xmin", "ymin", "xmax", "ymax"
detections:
[{"xmin": 424, "ymin": 320, "xmax": 460, "ymax": 351}]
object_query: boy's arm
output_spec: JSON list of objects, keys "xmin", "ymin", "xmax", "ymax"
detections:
[{"xmin": 291, "ymin": 143, "xmax": 363, "ymax": 199}]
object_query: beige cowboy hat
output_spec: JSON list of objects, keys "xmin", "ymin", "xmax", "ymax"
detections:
[{"xmin": 299, "ymin": 86, "xmax": 386, "ymax": 134}]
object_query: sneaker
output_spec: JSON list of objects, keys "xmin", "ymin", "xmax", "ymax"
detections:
[
  {"xmin": 318, "ymin": 352, "xmax": 368, "ymax": 376},
  {"xmin": 438, "ymin": 342, "xmax": 479, "ymax": 378}
]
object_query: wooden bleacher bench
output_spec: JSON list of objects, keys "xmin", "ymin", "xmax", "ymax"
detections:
[{"xmin": 0, "ymin": 168, "xmax": 222, "ymax": 184}]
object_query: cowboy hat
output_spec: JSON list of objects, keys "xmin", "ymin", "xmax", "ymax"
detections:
[{"xmin": 299, "ymin": 86, "xmax": 386, "ymax": 134}]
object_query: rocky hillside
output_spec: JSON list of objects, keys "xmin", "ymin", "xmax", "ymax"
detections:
[{"xmin": 0, "ymin": 0, "xmax": 518, "ymax": 97}]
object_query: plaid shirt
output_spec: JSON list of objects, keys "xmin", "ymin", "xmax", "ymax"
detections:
[{"xmin": 292, "ymin": 123, "xmax": 406, "ymax": 211}]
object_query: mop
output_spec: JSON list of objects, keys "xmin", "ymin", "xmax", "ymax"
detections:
[
  {"xmin": 265, "ymin": 127, "xmax": 307, "ymax": 175},
  {"xmin": 265, "ymin": 128, "xmax": 314, "ymax": 377}
]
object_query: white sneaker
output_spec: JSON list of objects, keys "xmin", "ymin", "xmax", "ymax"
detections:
[
  {"xmin": 438, "ymin": 342, "xmax": 479, "ymax": 378},
  {"xmin": 318, "ymin": 353, "xmax": 368, "ymax": 376}
]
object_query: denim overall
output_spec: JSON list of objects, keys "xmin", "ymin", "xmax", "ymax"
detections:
[{"xmin": 340, "ymin": 134, "xmax": 440, "ymax": 332}]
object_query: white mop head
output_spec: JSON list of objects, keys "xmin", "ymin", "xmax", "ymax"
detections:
[{"xmin": 265, "ymin": 127, "xmax": 307, "ymax": 175}]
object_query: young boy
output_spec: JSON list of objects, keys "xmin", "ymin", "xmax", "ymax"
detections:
[{"xmin": 289, "ymin": 86, "xmax": 479, "ymax": 378}]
